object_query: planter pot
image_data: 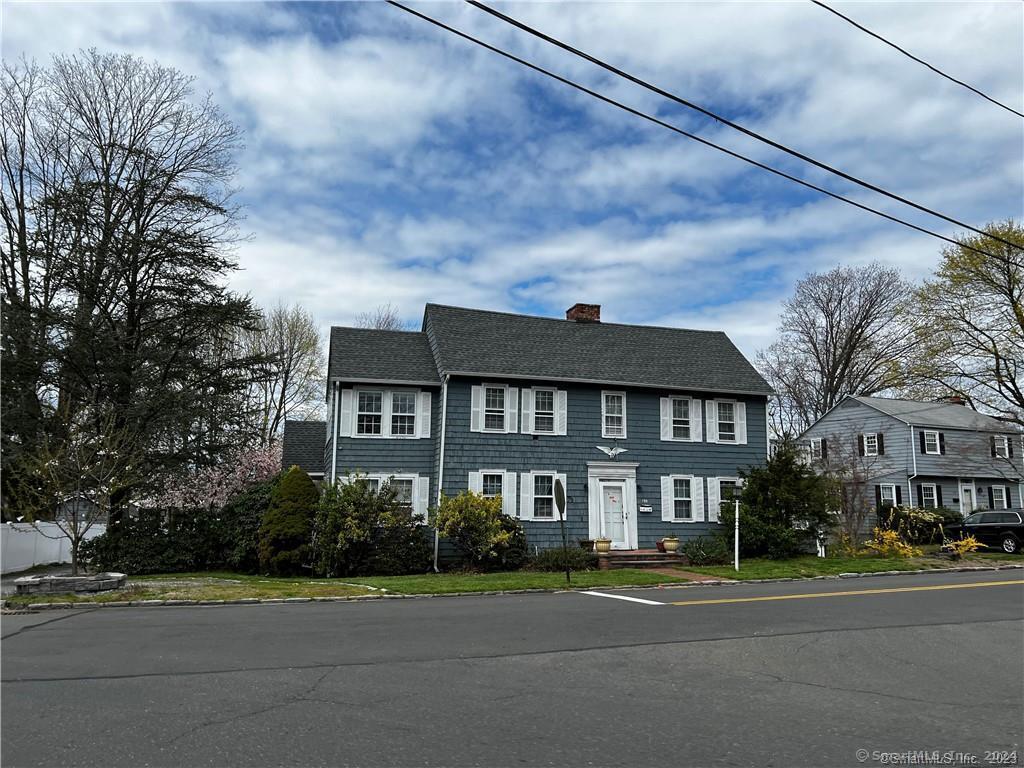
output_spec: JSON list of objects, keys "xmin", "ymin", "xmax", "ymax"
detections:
[
  {"xmin": 579, "ymin": 539, "xmax": 595, "ymax": 551},
  {"xmin": 595, "ymin": 538, "xmax": 612, "ymax": 554},
  {"xmin": 655, "ymin": 540, "xmax": 666, "ymax": 553},
  {"xmin": 662, "ymin": 538, "xmax": 680, "ymax": 553}
]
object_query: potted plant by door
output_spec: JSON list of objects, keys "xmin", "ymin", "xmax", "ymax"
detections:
[
  {"xmin": 661, "ymin": 536, "xmax": 680, "ymax": 553},
  {"xmin": 579, "ymin": 539, "xmax": 595, "ymax": 551},
  {"xmin": 594, "ymin": 537, "xmax": 612, "ymax": 554}
]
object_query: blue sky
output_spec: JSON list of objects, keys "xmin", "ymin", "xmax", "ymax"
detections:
[{"xmin": 3, "ymin": 1, "xmax": 1022, "ymax": 355}]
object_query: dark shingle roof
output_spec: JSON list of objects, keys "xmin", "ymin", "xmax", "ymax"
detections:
[
  {"xmin": 853, "ymin": 396, "xmax": 1017, "ymax": 432},
  {"xmin": 328, "ymin": 327, "xmax": 440, "ymax": 384},
  {"xmin": 422, "ymin": 304, "xmax": 772, "ymax": 395},
  {"xmin": 281, "ymin": 420, "xmax": 326, "ymax": 475}
]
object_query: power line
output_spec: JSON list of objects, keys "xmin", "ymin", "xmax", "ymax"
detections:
[
  {"xmin": 385, "ymin": 1, "xmax": 1003, "ymax": 261},
  {"xmin": 811, "ymin": 0, "xmax": 1024, "ymax": 119},
  {"xmin": 466, "ymin": 0, "xmax": 1023, "ymax": 253}
]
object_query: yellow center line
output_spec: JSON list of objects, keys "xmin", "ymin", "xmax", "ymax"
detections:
[{"xmin": 669, "ymin": 579, "xmax": 1024, "ymax": 607}]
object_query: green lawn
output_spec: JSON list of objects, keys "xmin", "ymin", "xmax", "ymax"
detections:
[
  {"xmin": 687, "ymin": 552, "xmax": 1021, "ymax": 581},
  {"xmin": 3, "ymin": 568, "xmax": 689, "ymax": 606}
]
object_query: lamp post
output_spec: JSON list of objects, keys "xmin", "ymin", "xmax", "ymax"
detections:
[{"xmin": 734, "ymin": 498, "xmax": 740, "ymax": 572}]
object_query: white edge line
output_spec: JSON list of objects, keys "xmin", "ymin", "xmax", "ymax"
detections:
[{"xmin": 579, "ymin": 590, "xmax": 665, "ymax": 606}]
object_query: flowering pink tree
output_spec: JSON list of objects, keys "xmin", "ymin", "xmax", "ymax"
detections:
[{"xmin": 155, "ymin": 444, "xmax": 282, "ymax": 511}]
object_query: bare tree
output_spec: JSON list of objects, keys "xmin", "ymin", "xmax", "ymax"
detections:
[
  {"xmin": 912, "ymin": 221, "xmax": 1024, "ymax": 426},
  {"xmin": 20, "ymin": 413, "xmax": 144, "ymax": 574},
  {"xmin": 243, "ymin": 302, "xmax": 325, "ymax": 444},
  {"xmin": 815, "ymin": 429, "xmax": 888, "ymax": 545},
  {"xmin": 758, "ymin": 264, "xmax": 918, "ymax": 437},
  {"xmin": 354, "ymin": 303, "xmax": 408, "ymax": 331}
]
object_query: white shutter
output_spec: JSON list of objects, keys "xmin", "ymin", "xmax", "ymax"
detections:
[
  {"xmin": 660, "ymin": 397, "xmax": 672, "ymax": 441},
  {"xmin": 707, "ymin": 478, "xmax": 720, "ymax": 523},
  {"xmin": 470, "ymin": 385, "xmax": 483, "ymax": 432},
  {"xmin": 735, "ymin": 401, "xmax": 747, "ymax": 445},
  {"xmin": 503, "ymin": 471, "xmax": 518, "ymax": 518},
  {"xmin": 415, "ymin": 476, "xmax": 430, "ymax": 522},
  {"xmin": 468, "ymin": 471, "xmax": 483, "ymax": 494},
  {"xmin": 706, "ymin": 400, "xmax": 719, "ymax": 443},
  {"xmin": 520, "ymin": 472, "xmax": 533, "ymax": 521},
  {"xmin": 555, "ymin": 390, "xmax": 568, "ymax": 436},
  {"xmin": 661, "ymin": 476, "xmax": 674, "ymax": 522},
  {"xmin": 339, "ymin": 389, "xmax": 354, "ymax": 437},
  {"xmin": 418, "ymin": 391, "xmax": 432, "ymax": 438},
  {"xmin": 381, "ymin": 392, "xmax": 393, "ymax": 437},
  {"xmin": 692, "ymin": 477, "xmax": 705, "ymax": 523},
  {"xmin": 506, "ymin": 387, "xmax": 519, "ymax": 433},
  {"xmin": 521, "ymin": 388, "xmax": 534, "ymax": 434},
  {"xmin": 691, "ymin": 399, "xmax": 703, "ymax": 442},
  {"xmin": 555, "ymin": 473, "xmax": 568, "ymax": 519}
]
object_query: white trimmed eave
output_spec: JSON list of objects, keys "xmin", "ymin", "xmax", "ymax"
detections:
[{"xmin": 440, "ymin": 370, "xmax": 773, "ymax": 399}]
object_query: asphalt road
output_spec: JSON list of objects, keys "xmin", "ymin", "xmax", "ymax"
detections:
[{"xmin": 3, "ymin": 570, "xmax": 1022, "ymax": 768}]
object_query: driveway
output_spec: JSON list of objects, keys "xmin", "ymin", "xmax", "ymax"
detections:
[{"xmin": 2, "ymin": 570, "xmax": 1022, "ymax": 767}]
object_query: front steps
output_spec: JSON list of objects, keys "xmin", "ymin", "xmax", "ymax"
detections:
[{"xmin": 596, "ymin": 549, "xmax": 684, "ymax": 570}]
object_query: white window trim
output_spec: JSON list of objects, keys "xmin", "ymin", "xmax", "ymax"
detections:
[
  {"xmin": 992, "ymin": 485, "xmax": 1009, "ymax": 510},
  {"xmin": 809, "ymin": 438, "xmax": 823, "ymax": 460},
  {"xmin": 661, "ymin": 395, "xmax": 702, "ymax": 442},
  {"xmin": 469, "ymin": 469, "xmax": 519, "ymax": 517},
  {"xmin": 706, "ymin": 399, "xmax": 747, "ymax": 445},
  {"xmin": 532, "ymin": 387, "xmax": 556, "ymax": 434},
  {"xmin": 923, "ymin": 430, "xmax": 941, "ymax": 455},
  {"xmin": 520, "ymin": 470, "xmax": 566, "ymax": 522},
  {"xmin": 347, "ymin": 388, "xmax": 426, "ymax": 440},
  {"xmin": 879, "ymin": 483, "xmax": 897, "ymax": 506},
  {"xmin": 482, "ymin": 383, "xmax": 509, "ymax": 433},
  {"xmin": 994, "ymin": 435, "xmax": 1011, "ymax": 459},
  {"xmin": 601, "ymin": 391, "xmax": 627, "ymax": 439},
  {"xmin": 920, "ymin": 483, "xmax": 938, "ymax": 509},
  {"xmin": 707, "ymin": 476, "xmax": 742, "ymax": 523},
  {"xmin": 864, "ymin": 433, "xmax": 880, "ymax": 457},
  {"xmin": 661, "ymin": 474, "xmax": 704, "ymax": 523},
  {"xmin": 349, "ymin": 472, "xmax": 429, "ymax": 521}
]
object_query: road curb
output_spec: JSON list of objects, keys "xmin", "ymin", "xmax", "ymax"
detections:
[{"xmin": 2, "ymin": 563, "xmax": 1021, "ymax": 612}]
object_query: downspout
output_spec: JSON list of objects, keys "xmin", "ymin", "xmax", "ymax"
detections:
[
  {"xmin": 432, "ymin": 374, "xmax": 450, "ymax": 573},
  {"xmin": 330, "ymin": 381, "xmax": 340, "ymax": 484},
  {"xmin": 907, "ymin": 423, "xmax": 917, "ymax": 506}
]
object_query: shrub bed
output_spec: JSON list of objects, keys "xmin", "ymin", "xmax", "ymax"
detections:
[{"xmin": 526, "ymin": 547, "xmax": 599, "ymax": 572}]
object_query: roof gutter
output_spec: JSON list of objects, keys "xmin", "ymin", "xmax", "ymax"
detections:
[
  {"xmin": 432, "ymin": 374, "xmax": 450, "ymax": 573},
  {"xmin": 439, "ymin": 370, "xmax": 773, "ymax": 398},
  {"xmin": 330, "ymin": 382, "xmax": 340, "ymax": 484}
]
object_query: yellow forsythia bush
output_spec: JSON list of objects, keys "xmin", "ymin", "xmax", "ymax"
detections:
[
  {"xmin": 945, "ymin": 535, "xmax": 982, "ymax": 560},
  {"xmin": 864, "ymin": 527, "xmax": 921, "ymax": 558}
]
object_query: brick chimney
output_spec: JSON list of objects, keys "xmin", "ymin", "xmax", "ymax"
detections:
[
  {"xmin": 945, "ymin": 396, "xmax": 966, "ymax": 406},
  {"xmin": 566, "ymin": 303, "xmax": 601, "ymax": 323}
]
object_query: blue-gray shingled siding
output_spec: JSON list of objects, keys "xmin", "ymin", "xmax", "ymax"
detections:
[
  {"xmin": 440, "ymin": 377, "xmax": 769, "ymax": 551},
  {"xmin": 802, "ymin": 399, "xmax": 1024, "ymax": 517},
  {"xmin": 328, "ymin": 388, "xmax": 443, "ymax": 504}
]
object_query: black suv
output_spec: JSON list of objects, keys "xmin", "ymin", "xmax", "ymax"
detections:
[{"xmin": 945, "ymin": 511, "xmax": 1023, "ymax": 554}]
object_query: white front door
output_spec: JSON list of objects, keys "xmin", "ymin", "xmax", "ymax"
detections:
[
  {"xmin": 600, "ymin": 482, "xmax": 630, "ymax": 549},
  {"xmin": 960, "ymin": 480, "xmax": 976, "ymax": 514}
]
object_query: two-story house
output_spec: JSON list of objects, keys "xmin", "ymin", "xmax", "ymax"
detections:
[
  {"xmin": 800, "ymin": 395, "xmax": 1024, "ymax": 521},
  {"xmin": 290, "ymin": 302, "xmax": 772, "ymax": 553}
]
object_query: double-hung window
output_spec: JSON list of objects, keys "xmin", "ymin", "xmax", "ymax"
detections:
[
  {"xmin": 717, "ymin": 401, "xmax": 736, "ymax": 443},
  {"xmin": 672, "ymin": 398, "xmax": 690, "ymax": 440},
  {"xmin": 533, "ymin": 389, "xmax": 555, "ymax": 433},
  {"xmin": 994, "ymin": 436, "xmax": 1011, "ymax": 459},
  {"xmin": 484, "ymin": 386, "xmax": 506, "ymax": 432},
  {"xmin": 602, "ymin": 392, "xmax": 626, "ymax": 438},
  {"xmin": 533, "ymin": 474, "xmax": 555, "ymax": 519},
  {"xmin": 879, "ymin": 483, "xmax": 897, "ymax": 507},
  {"xmin": 481, "ymin": 473, "xmax": 504, "ymax": 499},
  {"xmin": 921, "ymin": 484, "xmax": 938, "ymax": 509},
  {"xmin": 672, "ymin": 478, "xmax": 693, "ymax": 521},
  {"xmin": 923, "ymin": 430, "xmax": 940, "ymax": 455},
  {"xmin": 356, "ymin": 391, "xmax": 383, "ymax": 436},
  {"xmin": 810, "ymin": 438, "xmax": 824, "ymax": 460},
  {"xmin": 390, "ymin": 392, "xmax": 417, "ymax": 436},
  {"xmin": 390, "ymin": 478, "xmax": 415, "ymax": 510},
  {"xmin": 864, "ymin": 433, "xmax": 880, "ymax": 457},
  {"xmin": 992, "ymin": 486, "xmax": 1008, "ymax": 510}
]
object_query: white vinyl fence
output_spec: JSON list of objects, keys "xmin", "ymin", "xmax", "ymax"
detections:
[{"xmin": 1, "ymin": 522, "xmax": 107, "ymax": 575}]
